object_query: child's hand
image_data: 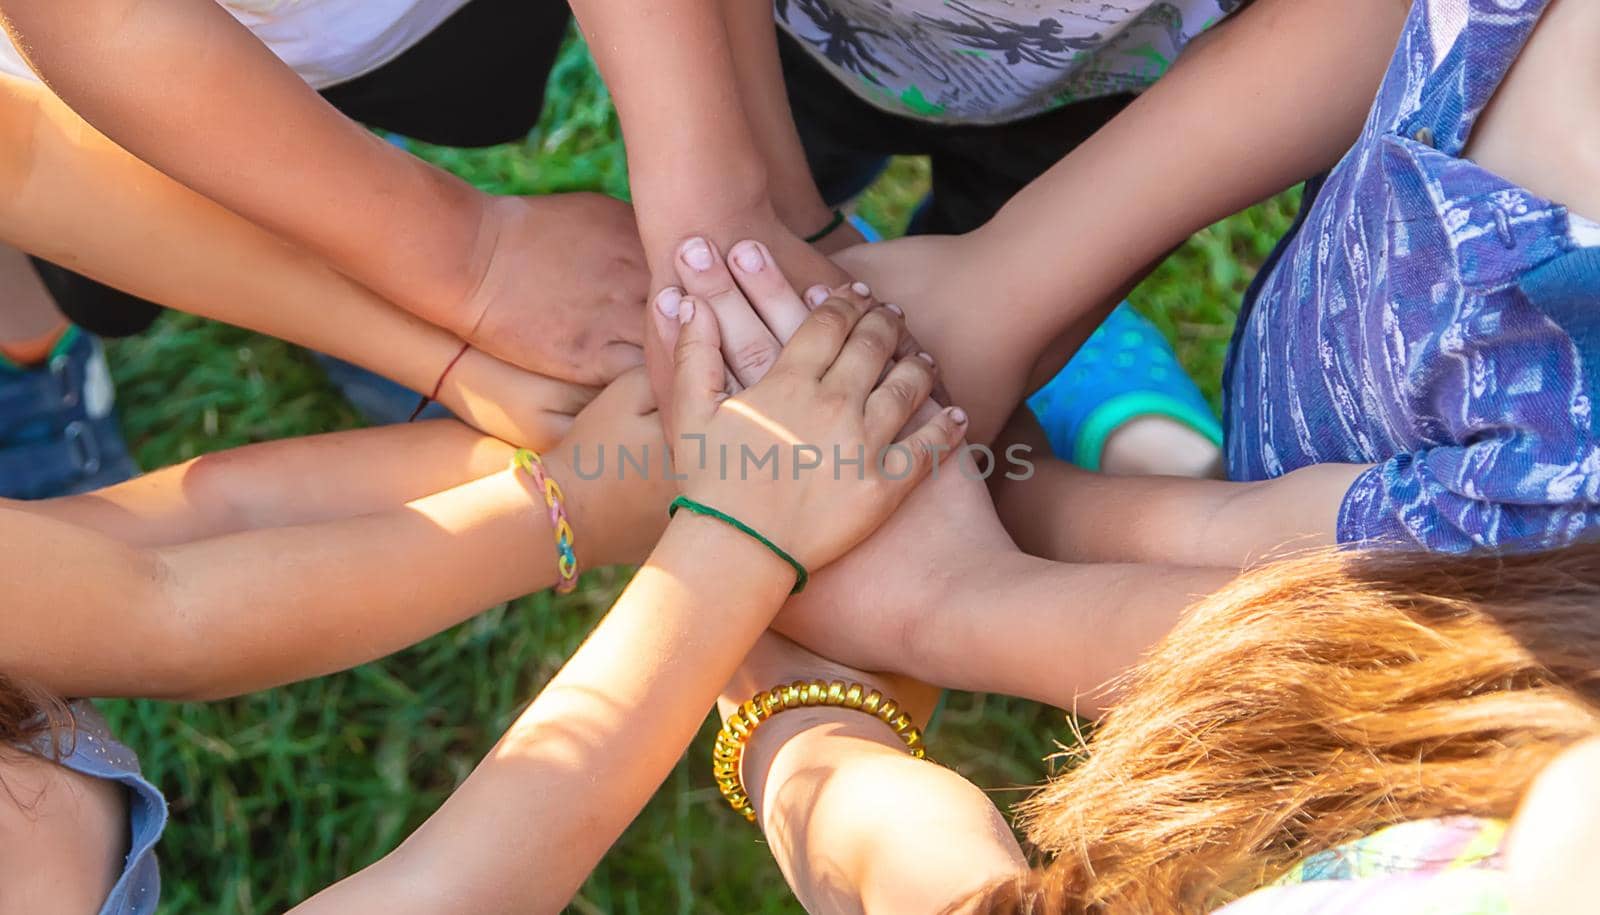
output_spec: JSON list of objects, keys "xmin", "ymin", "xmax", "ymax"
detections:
[
  {"xmin": 659, "ymin": 286, "xmax": 969, "ymax": 572},
  {"xmin": 831, "ymin": 236, "xmax": 1040, "ymax": 446},
  {"xmin": 645, "ymin": 236, "xmax": 943, "ymax": 427},
  {"xmin": 540, "ymin": 370, "xmax": 678, "ymax": 569},
  {"xmin": 456, "ymin": 193, "xmax": 649, "ymax": 388}
]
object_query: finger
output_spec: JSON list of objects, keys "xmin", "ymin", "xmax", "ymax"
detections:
[
  {"xmin": 594, "ymin": 366, "xmax": 656, "ymax": 415},
  {"xmin": 676, "ymin": 237, "xmax": 782, "ymax": 387},
  {"xmin": 726, "ymin": 240, "xmax": 811, "ymax": 343},
  {"xmin": 864, "ymin": 353, "xmax": 938, "ymax": 443},
  {"xmin": 878, "ymin": 405, "xmax": 971, "ymax": 495},
  {"xmin": 833, "ymin": 281, "xmax": 879, "ymax": 318},
  {"xmin": 648, "ymin": 287, "xmax": 685, "ymax": 427},
  {"xmin": 598, "ymin": 341, "xmax": 646, "ymax": 383},
  {"xmin": 772, "ymin": 299, "xmax": 862, "ymax": 379},
  {"xmin": 822, "ymin": 305, "xmax": 905, "ymax": 398},
  {"xmin": 670, "ymin": 296, "xmax": 727, "ymax": 434}
]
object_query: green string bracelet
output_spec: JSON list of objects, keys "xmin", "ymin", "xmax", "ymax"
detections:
[
  {"xmin": 803, "ymin": 209, "xmax": 847, "ymax": 245},
  {"xmin": 668, "ymin": 496, "xmax": 808, "ymax": 594}
]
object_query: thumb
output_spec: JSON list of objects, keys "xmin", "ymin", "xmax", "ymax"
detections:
[{"xmin": 670, "ymin": 294, "xmax": 726, "ymax": 434}]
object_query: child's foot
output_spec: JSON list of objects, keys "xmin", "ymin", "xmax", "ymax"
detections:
[
  {"xmin": 1028, "ymin": 303, "xmax": 1223, "ymax": 476},
  {"xmin": 0, "ymin": 327, "xmax": 137, "ymax": 498}
]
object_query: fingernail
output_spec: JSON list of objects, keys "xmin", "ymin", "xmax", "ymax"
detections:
[
  {"xmin": 731, "ymin": 241, "xmax": 766, "ymax": 273},
  {"xmin": 884, "ymin": 303, "xmax": 904, "ymax": 317},
  {"xmin": 655, "ymin": 287, "xmax": 682, "ymax": 319},
  {"xmin": 916, "ymin": 351, "xmax": 935, "ymax": 366},
  {"xmin": 851, "ymin": 281, "xmax": 872, "ymax": 297},
  {"xmin": 678, "ymin": 297, "xmax": 696, "ymax": 325},
  {"xmin": 682, "ymin": 238, "xmax": 714, "ymax": 272},
  {"xmin": 947, "ymin": 406, "xmax": 968, "ymax": 425},
  {"xmin": 805, "ymin": 286, "xmax": 830, "ymax": 307}
]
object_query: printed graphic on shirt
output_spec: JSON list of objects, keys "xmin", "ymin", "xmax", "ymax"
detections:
[{"xmin": 775, "ymin": 0, "xmax": 1243, "ymax": 123}]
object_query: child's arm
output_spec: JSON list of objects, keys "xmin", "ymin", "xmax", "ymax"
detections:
[
  {"xmin": 571, "ymin": 0, "xmax": 848, "ymax": 294},
  {"xmin": 716, "ymin": 0, "xmax": 860, "ymax": 252},
  {"xmin": 283, "ymin": 275, "xmax": 962, "ymax": 915},
  {"xmin": 17, "ymin": 421, "xmax": 513, "ymax": 547},
  {"xmin": 996, "ymin": 458, "xmax": 1367, "ymax": 568},
  {"xmin": 0, "ymin": 373, "xmax": 671, "ymax": 702},
  {"xmin": 834, "ymin": 0, "xmax": 1412, "ymax": 445},
  {"xmin": 993, "ymin": 412, "xmax": 1365, "ymax": 569},
  {"xmin": 288, "ymin": 516, "xmax": 801, "ymax": 914},
  {"xmin": 725, "ymin": 635, "xmax": 1027, "ymax": 915},
  {"xmin": 0, "ymin": 1, "xmax": 645, "ymax": 386},
  {"xmin": 0, "ymin": 75, "xmax": 590, "ymax": 450}
]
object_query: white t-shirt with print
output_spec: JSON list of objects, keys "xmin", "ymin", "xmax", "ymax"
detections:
[
  {"xmin": 0, "ymin": 0, "xmax": 472, "ymax": 90},
  {"xmin": 776, "ymin": 0, "xmax": 1245, "ymax": 124}
]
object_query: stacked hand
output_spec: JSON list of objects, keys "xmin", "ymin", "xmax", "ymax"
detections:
[
  {"xmin": 652, "ymin": 274, "xmax": 968, "ymax": 574},
  {"xmin": 454, "ymin": 193, "xmax": 650, "ymax": 387},
  {"xmin": 642, "ymin": 238, "xmax": 1021, "ymax": 677}
]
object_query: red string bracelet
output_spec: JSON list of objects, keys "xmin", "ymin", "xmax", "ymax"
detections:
[{"xmin": 409, "ymin": 341, "xmax": 472, "ymax": 422}]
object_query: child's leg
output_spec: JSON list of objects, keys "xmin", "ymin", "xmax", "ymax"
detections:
[
  {"xmin": 0, "ymin": 244, "xmax": 66, "ymax": 349},
  {"xmin": 0, "ymin": 75, "xmax": 590, "ymax": 449},
  {"xmin": 0, "ymin": 244, "xmax": 138, "ymax": 498},
  {"xmin": 1027, "ymin": 303, "xmax": 1224, "ymax": 479}
]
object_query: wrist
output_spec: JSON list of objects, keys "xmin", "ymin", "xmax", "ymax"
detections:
[
  {"xmin": 773, "ymin": 196, "xmax": 838, "ymax": 241},
  {"xmin": 634, "ymin": 181, "xmax": 780, "ymax": 273},
  {"xmin": 665, "ymin": 510, "xmax": 799, "ymax": 593},
  {"xmin": 440, "ymin": 192, "xmax": 515, "ymax": 342}
]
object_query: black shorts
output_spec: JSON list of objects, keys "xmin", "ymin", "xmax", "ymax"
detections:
[
  {"xmin": 38, "ymin": 0, "xmax": 572, "ymax": 337},
  {"xmin": 777, "ymin": 30, "xmax": 1134, "ymax": 235}
]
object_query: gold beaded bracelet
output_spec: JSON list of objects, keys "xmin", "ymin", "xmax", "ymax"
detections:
[{"xmin": 713, "ymin": 679, "xmax": 928, "ymax": 823}]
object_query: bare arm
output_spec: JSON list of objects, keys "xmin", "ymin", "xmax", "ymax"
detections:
[
  {"xmin": 15, "ymin": 421, "xmax": 512, "ymax": 546},
  {"xmin": 0, "ymin": 74, "xmax": 591, "ymax": 449},
  {"xmin": 993, "ymin": 413, "xmax": 1366, "ymax": 568},
  {"xmin": 289, "ymin": 260, "xmax": 961, "ymax": 914},
  {"xmin": 289, "ymin": 516, "xmax": 799, "ymax": 914},
  {"xmin": 727, "ymin": 635, "xmax": 1027, "ymax": 915},
  {"xmin": 717, "ymin": 0, "xmax": 845, "ymax": 244},
  {"xmin": 835, "ymin": 0, "xmax": 1410, "ymax": 445},
  {"xmin": 2, "ymin": 465, "xmax": 592, "ymax": 702},
  {"xmin": 0, "ymin": 3, "xmax": 648, "ymax": 387},
  {"xmin": 996, "ymin": 461, "xmax": 1367, "ymax": 568},
  {"xmin": 571, "ymin": 0, "xmax": 847, "ymax": 296},
  {"xmin": 1, "ymin": 373, "xmax": 669, "ymax": 701},
  {"xmin": 0, "ymin": 0, "xmax": 487, "ymax": 334}
]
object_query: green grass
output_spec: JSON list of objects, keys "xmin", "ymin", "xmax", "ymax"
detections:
[{"xmin": 99, "ymin": 35, "xmax": 1299, "ymax": 913}]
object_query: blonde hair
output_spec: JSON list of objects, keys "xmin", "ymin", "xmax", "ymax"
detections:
[{"xmin": 974, "ymin": 544, "xmax": 1600, "ymax": 913}]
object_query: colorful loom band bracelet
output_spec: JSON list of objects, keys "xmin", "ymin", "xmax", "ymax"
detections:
[{"xmin": 511, "ymin": 448, "xmax": 579, "ymax": 594}]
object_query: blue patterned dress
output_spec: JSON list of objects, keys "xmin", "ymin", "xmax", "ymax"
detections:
[{"xmin": 1224, "ymin": 0, "xmax": 1600, "ymax": 552}]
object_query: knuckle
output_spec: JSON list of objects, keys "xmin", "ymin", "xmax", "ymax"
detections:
[
  {"xmin": 728, "ymin": 340, "xmax": 779, "ymax": 377},
  {"xmin": 900, "ymin": 357, "xmax": 935, "ymax": 386},
  {"xmin": 817, "ymin": 387, "xmax": 852, "ymax": 412},
  {"xmin": 854, "ymin": 331, "xmax": 890, "ymax": 360},
  {"xmin": 881, "ymin": 379, "xmax": 918, "ymax": 406},
  {"xmin": 808, "ymin": 304, "xmax": 853, "ymax": 333}
]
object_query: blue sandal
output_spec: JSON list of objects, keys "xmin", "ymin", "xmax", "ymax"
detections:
[{"xmin": 1027, "ymin": 303, "xmax": 1222, "ymax": 471}]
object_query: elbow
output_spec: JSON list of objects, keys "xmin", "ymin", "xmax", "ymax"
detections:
[{"xmin": 134, "ymin": 555, "xmax": 228, "ymax": 702}]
